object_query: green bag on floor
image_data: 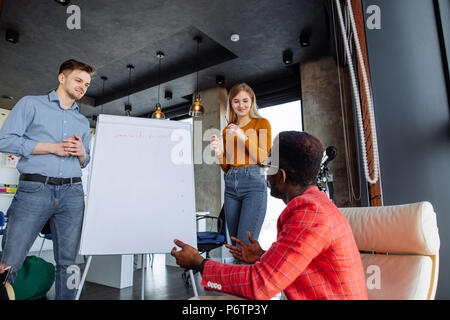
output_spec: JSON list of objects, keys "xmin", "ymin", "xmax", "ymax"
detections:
[{"xmin": 13, "ymin": 256, "xmax": 55, "ymax": 300}]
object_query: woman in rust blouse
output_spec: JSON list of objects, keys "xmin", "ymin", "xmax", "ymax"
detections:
[{"xmin": 210, "ymin": 83, "xmax": 272, "ymax": 255}]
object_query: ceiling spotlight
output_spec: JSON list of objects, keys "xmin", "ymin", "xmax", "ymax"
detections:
[
  {"xmin": 230, "ymin": 34, "xmax": 240, "ymax": 42},
  {"xmin": 283, "ymin": 49, "xmax": 293, "ymax": 65},
  {"xmin": 300, "ymin": 28, "xmax": 311, "ymax": 47},
  {"xmin": 54, "ymin": 0, "xmax": 71, "ymax": 6},
  {"xmin": 216, "ymin": 75, "xmax": 225, "ymax": 86},
  {"xmin": 124, "ymin": 104, "xmax": 132, "ymax": 117},
  {"xmin": 1, "ymin": 95, "xmax": 14, "ymax": 100},
  {"xmin": 164, "ymin": 91, "xmax": 172, "ymax": 101},
  {"xmin": 5, "ymin": 29, "xmax": 19, "ymax": 44}
]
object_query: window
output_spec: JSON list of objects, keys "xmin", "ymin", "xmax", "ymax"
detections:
[{"xmin": 257, "ymin": 100, "xmax": 302, "ymax": 250}]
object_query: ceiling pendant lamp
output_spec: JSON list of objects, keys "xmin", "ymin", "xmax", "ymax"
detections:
[
  {"xmin": 125, "ymin": 64, "xmax": 134, "ymax": 117},
  {"xmin": 93, "ymin": 75, "xmax": 108, "ymax": 123},
  {"xmin": 100, "ymin": 75, "xmax": 108, "ymax": 115},
  {"xmin": 151, "ymin": 51, "xmax": 166, "ymax": 119},
  {"xmin": 189, "ymin": 36, "xmax": 205, "ymax": 117}
]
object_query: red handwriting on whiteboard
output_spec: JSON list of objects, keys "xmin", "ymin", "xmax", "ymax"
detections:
[{"xmin": 114, "ymin": 132, "xmax": 171, "ymax": 140}]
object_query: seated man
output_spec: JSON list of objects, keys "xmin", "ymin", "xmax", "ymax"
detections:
[{"xmin": 171, "ymin": 131, "xmax": 368, "ymax": 300}]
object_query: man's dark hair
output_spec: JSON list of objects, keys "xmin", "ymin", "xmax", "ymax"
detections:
[
  {"xmin": 277, "ymin": 131, "xmax": 324, "ymax": 186},
  {"xmin": 59, "ymin": 59, "xmax": 95, "ymax": 76}
]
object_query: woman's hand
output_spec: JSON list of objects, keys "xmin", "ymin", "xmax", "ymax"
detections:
[
  {"xmin": 210, "ymin": 135, "xmax": 223, "ymax": 158},
  {"xmin": 227, "ymin": 124, "xmax": 247, "ymax": 142}
]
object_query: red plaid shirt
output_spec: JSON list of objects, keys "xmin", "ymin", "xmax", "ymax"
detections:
[{"xmin": 201, "ymin": 186, "xmax": 368, "ymax": 300}]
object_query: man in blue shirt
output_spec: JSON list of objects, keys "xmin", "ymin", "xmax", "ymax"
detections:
[{"xmin": 0, "ymin": 59, "xmax": 94, "ymax": 300}]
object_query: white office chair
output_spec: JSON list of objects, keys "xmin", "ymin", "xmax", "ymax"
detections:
[
  {"xmin": 340, "ymin": 201, "xmax": 440, "ymax": 300},
  {"xmin": 189, "ymin": 201, "xmax": 441, "ymax": 300}
]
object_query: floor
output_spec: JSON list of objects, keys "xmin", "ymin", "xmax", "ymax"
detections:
[{"xmin": 37, "ymin": 251, "xmax": 225, "ymax": 300}]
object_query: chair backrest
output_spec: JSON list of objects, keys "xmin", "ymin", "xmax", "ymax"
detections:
[
  {"xmin": 0, "ymin": 211, "xmax": 5, "ymax": 228},
  {"xmin": 340, "ymin": 202, "xmax": 440, "ymax": 300},
  {"xmin": 218, "ymin": 206, "xmax": 227, "ymax": 238},
  {"xmin": 197, "ymin": 206, "xmax": 228, "ymax": 239}
]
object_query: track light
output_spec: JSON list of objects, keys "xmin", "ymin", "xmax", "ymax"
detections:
[
  {"xmin": 216, "ymin": 75, "xmax": 225, "ymax": 86},
  {"xmin": 124, "ymin": 104, "xmax": 132, "ymax": 117},
  {"xmin": 5, "ymin": 29, "xmax": 19, "ymax": 44},
  {"xmin": 283, "ymin": 49, "xmax": 293, "ymax": 65},
  {"xmin": 300, "ymin": 28, "xmax": 311, "ymax": 47},
  {"xmin": 165, "ymin": 91, "xmax": 172, "ymax": 101}
]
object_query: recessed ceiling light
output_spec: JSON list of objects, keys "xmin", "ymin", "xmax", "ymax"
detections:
[{"xmin": 230, "ymin": 34, "xmax": 240, "ymax": 42}]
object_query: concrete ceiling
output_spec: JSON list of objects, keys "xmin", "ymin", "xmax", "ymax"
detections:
[{"xmin": 0, "ymin": 0, "xmax": 332, "ymax": 124}]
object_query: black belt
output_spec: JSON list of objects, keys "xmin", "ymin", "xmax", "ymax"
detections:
[{"xmin": 20, "ymin": 174, "xmax": 81, "ymax": 186}]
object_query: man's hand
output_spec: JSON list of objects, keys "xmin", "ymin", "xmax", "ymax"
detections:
[
  {"xmin": 0, "ymin": 264, "xmax": 11, "ymax": 274},
  {"xmin": 225, "ymin": 232, "xmax": 265, "ymax": 264},
  {"xmin": 62, "ymin": 135, "xmax": 86, "ymax": 157},
  {"xmin": 32, "ymin": 142, "xmax": 69, "ymax": 156},
  {"xmin": 54, "ymin": 142, "xmax": 71, "ymax": 157},
  {"xmin": 170, "ymin": 239, "xmax": 204, "ymax": 270},
  {"xmin": 63, "ymin": 134, "xmax": 87, "ymax": 165}
]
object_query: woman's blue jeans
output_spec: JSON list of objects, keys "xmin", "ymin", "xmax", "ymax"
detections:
[
  {"xmin": 224, "ymin": 165, "xmax": 267, "ymax": 248},
  {"xmin": 0, "ymin": 180, "xmax": 85, "ymax": 300}
]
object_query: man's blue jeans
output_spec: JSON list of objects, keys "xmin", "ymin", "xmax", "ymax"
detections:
[
  {"xmin": 224, "ymin": 165, "xmax": 268, "ymax": 248},
  {"xmin": 0, "ymin": 180, "xmax": 85, "ymax": 300}
]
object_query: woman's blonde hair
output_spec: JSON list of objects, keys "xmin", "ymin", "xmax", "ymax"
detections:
[{"xmin": 226, "ymin": 83, "xmax": 263, "ymax": 124}]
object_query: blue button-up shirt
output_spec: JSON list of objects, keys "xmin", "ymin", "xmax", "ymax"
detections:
[{"xmin": 0, "ymin": 90, "xmax": 91, "ymax": 178}]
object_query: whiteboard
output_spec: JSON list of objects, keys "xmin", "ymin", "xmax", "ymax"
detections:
[{"xmin": 79, "ymin": 114, "xmax": 196, "ymax": 255}]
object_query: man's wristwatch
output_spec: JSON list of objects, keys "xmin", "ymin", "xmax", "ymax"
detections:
[{"xmin": 195, "ymin": 258, "xmax": 209, "ymax": 274}]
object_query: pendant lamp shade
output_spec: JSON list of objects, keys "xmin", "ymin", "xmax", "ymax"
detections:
[
  {"xmin": 189, "ymin": 95, "xmax": 204, "ymax": 117},
  {"xmin": 151, "ymin": 103, "xmax": 165, "ymax": 119}
]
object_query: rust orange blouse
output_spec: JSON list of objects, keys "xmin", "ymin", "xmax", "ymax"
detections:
[{"xmin": 219, "ymin": 117, "xmax": 271, "ymax": 173}]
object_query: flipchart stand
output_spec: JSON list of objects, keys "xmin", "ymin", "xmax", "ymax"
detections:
[
  {"xmin": 76, "ymin": 115, "xmax": 197, "ymax": 300},
  {"xmin": 75, "ymin": 254, "xmax": 198, "ymax": 300}
]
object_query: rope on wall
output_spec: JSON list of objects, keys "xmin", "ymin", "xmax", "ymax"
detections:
[{"xmin": 334, "ymin": 0, "xmax": 380, "ymax": 185}]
